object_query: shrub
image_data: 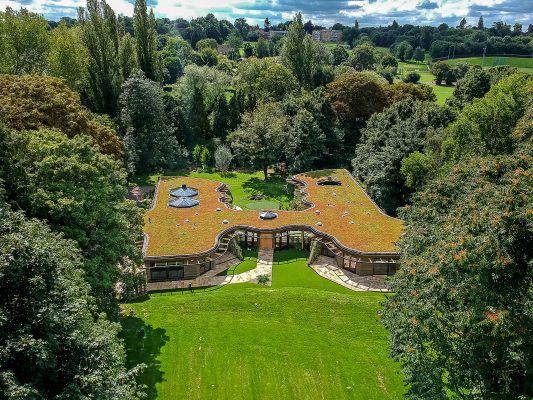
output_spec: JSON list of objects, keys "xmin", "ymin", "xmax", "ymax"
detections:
[
  {"xmin": 402, "ymin": 71, "xmax": 421, "ymax": 83},
  {"xmin": 257, "ymin": 274, "xmax": 270, "ymax": 285},
  {"xmin": 214, "ymin": 144, "xmax": 233, "ymax": 173}
]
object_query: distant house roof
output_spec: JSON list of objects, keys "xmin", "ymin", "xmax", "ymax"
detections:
[{"xmin": 171, "ymin": 184, "xmax": 198, "ymax": 197}]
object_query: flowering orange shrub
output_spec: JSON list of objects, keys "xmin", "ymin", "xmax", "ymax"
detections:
[{"xmin": 143, "ymin": 169, "xmax": 403, "ymax": 258}]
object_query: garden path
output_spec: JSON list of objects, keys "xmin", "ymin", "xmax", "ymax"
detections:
[{"xmin": 208, "ymin": 248, "xmax": 273, "ymax": 286}]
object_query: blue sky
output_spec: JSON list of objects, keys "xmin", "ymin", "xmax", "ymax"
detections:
[{"xmin": 1, "ymin": 0, "xmax": 531, "ymax": 28}]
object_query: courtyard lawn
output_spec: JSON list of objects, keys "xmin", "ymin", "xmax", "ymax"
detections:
[
  {"xmin": 121, "ymin": 249, "xmax": 405, "ymax": 400},
  {"xmin": 131, "ymin": 170, "xmax": 294, "ymax": 210},
  {"xmin": 217, "ymin": 249, "xmax": 258, "ymax": 276}
]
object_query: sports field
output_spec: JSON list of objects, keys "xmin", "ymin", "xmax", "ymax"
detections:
[{"xmin": 443, "ymin": 56, "xmax": 533, "ymax": 72}]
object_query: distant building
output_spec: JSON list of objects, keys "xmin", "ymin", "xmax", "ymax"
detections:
[
  {"xmin": 312, "ymin": 29, "xmax": 343, "ymax": 43},
  {"xmin": 268, "ymin": 30, "xmax": 288, "ymax": 39}
]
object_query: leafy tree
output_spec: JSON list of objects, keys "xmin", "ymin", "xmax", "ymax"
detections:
[
  {"xmin": 0, "ymin": 74, "xmax": 122, "ymax": 158},
  {"xmin": 133, "ymin": 0, "xmax": 158, "ymax": 81},
  {"xmin": 228, "ymin": 102, "xmax": 289, "ymax": 180},
  {"xmin": 78, "ymin": 0, "xmax": 122, "ymax": 116},
  {"xmin": 211, "ymin": 94, "xmax": 230, "ymax": 139},
  {"xmin": 0, "ymin": 7, "xmax": 49, "ymax": 74},
  {"xmin": 120, "ymin": 71, "xmax": 186, "ymax": 173},
  {"xmin": 227, "ymin": 29, "xmax": 243, "ymax": 52},
  {"xmin": 118, "ymin": 32, "xmax": 138, "ymax": 81},
  {"xmin": 48, "ymin": 21, "xmax": 89, "ymax": 92},
  {"xmin": 281, "ymin": 13, "xmax": 315, "ymax": 88},
  {"xmin": 352, "ymin": 99, "xmax": 454, "ymax": 214},
  {"xmin": 331, "ymin": 45, "xmax": 349, "ymax": 66},
  {"xmin": 1, "ymin": 128, "xmax": 143, "ymax": 315},
  {"xmin": 413, "ymin": 46, "xmax": 425, "ymax": 62},
  {"xmin": 382, "ymin": 138, "xmax": 533, "ymax": 399},
  {"xmin": 200, "ymin": 146, "xmax": 211, "ymax": 170},
  {"xmin": 402, "ymin": 71, "xmax": 421, "ymax": 83},
  {"xmin": 196, "ymin": 38, "xmax": 217, "ymax": 51},
  {"xmin": 443, "ymin": 73, "xmax": 532, "ymax": 162},
  {"xmin": 349, "ymin": 44, "xmax": 377, "ymax": 70},
  {"xmin": 234, "ymin": 18, "xmax": 249, "ymax": 38},
  {"xmin": 458, "ymin": 17, "xmax": 467, "ymax": 29},
  {"xmin": 327, "ymin": 71, "xmax": 388, "ymax": 130},
  {"xmin": 214, "ymin": 144, "xmax": 233, "ymax": 173},
  {"xmin": 379, "ymin": 54, "xmax": 398, "ymax": 70},
  {"xmin": 400, "ymin": 151, "xmax": 433, "ymax": 189},
  {"xmin": 477, "ymin": 15, "xmax": 484, "ymax": 30},
  {"xmin": 285, "ymin": 108, "xmax": 326, "ymax": 172},
  {"xmin": 234, "ymin": 57, "xmax": 297, "ymax": 102},
  {"xmin": 198, "ymin": 47, "xmax": 219, "ymax": 66},
  {"xmin": 255, "ymin": 37, "xmax": 269, "ymax": 58},
  {"xmin": 394, "ymin": 41, "xmax": 414, "ymax": 61},
  {"xmin": 447, "ymin": 65, "xmax": 490, "ymax": 108},
  {"xmin": 243, "ymin": 43, "xmax": 254, "ymax": 57},
  {"xmin": 488, "ymin": 65, "xmax": 519, "ymax": 86},
  {"xmin": 431, "ymin": 61, "xmax": 452, "ymax": 85},
  {"xmin": 0, "ymin": 207, "xmax": 143, "ymax": 399}
]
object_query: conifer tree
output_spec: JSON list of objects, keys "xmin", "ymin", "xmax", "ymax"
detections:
[{"xmin": 133, "ymin": 0, "xmax": 158, "ymax": 81}]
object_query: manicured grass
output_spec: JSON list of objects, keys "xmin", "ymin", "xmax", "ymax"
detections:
[
  {"xmin": 272, "ymin": 248, "xmax": 353, "ymax": 294},
  {"xmin": 443, "ymin": 56, "xmax": 533, "ymax": 71},
  {"xmin": 217, "ymin": 249, "xmax": 258, "ymax": 276},
  {"xmin": 132, "ymin": 170, "xmax": 294, "ymax": 210},
  {"xmin": 432, "ymin": 84, "xmax": 455, "ymax": 105},
  {"xmin": 121, "ymin": 251, "xmax": 405, "ymax": 399},
  {"xmin": 397, "ymin": 61, "xmax": 434, "ymax": 83}
]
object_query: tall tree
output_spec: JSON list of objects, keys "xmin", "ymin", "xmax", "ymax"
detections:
[
  {"xmin": 352, "ymin": 99, "xmax": 454, "ymax": 214},
  {"xmin": 281, "ymin": 13, "xmax": 315, "ymax": 88},
  {"xmin": 382, "ymin": 117, "xmax": 533, "ymax": 399},
  {"xmin": 120, "ymin": 71, "xmax": 186, "ymax": 173},
  {"xmin": 228, "ymin": 102, "xmax": 288, "ymax": 180},
  {"xmin": 0, "ymin": 207, "xmax": 143, "ymax": 399},
  {"xmin": 477, "ymin": 15, "xmax": 484, "ymax": 29},
  {"xmin": 78, "ymin": 0, "xmax": 123, "ymax": 116},
  {"xmin": 118, "ymin": 32, "xmax": 138, "ymax": 80},
  {"xmin": 133, "ymin": 0, "xmax": 159, "ymax": 81},
  {"xmin": 48, "ymin": 21, "xmax": 89, "ymax": 92},
  {"xmin": 0, "ymin": 7, "xmax": 49, "ymax": 74}
]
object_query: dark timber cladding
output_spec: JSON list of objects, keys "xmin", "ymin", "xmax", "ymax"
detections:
[{"xmin": 142, "ymin": 169, "xmax": 404, "ymax": 282}]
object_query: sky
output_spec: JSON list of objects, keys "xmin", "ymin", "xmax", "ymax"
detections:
[{"xmin": 0, "ymin": 0, "xmax": 531, "ymax": 28}]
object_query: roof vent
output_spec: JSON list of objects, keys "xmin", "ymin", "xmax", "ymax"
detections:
[
  {"xmin": 170, "ymin": 184, "xmax": 198, "ymax": 197},
  {"xmin": 317, "ymin": 176, "xmax": 342, "ymax": 186},
  {"xmin": 259, "ymin": 211, "xmax": 278, "ymax": 220},
  {"xmin": 169, "ymin": 197, "xmax": 199, "ymax": 208}
]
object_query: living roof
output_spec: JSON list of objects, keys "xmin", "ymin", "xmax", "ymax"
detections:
[{"xmin": 143, "ymin": 169, "xmax": 404, "ymax": 258}]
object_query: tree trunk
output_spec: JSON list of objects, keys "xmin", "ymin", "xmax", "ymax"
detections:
[{"xmin": 263, "ymin": 163, "xmax": 268, "ymax": 180}]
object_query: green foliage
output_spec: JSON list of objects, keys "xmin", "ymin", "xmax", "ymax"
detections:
[
  {"xmin": 352, "ymin": 99, "xmax": 454, "ymax": 214},
  {"xmin": 196, "ymin": 38, "xmax": 217, "ymax": 51},
  {"xmin": 400, "ymin": 151, "xmax": 433, "ymax": 189},
  {"xmin": 49, "ymin": 22, "xmax": 89, "ymax": 91},
  {"xmin": 78, "ymin": 0, "xmax": 123, "ymax": 116},
  {"xmin": 379, "ymin": 54, "xmax": 398, "ymax": 70},
  {"xmin": 243, "ymin": 42, "xmax": 254, "ymax": 57},
  {"xmin": 413, "ymin": 46, "xmax": 425, "ymax": 62},
  {"xmin": 257, "ymin": 274, "xmax": 270, "ymax": 285},
  {"xmin": 1, "ymin": 128, "xmax": 143, "ymax": 315},
  {"xmin": 402, "ymin": 71, "xmax": 421, "ymax": 83},
  {"xmin": 0, "ymin": 207, "xmax": 143, "ymax": 399},
  {"xmin": 0, "ymin": 7, "xmax": 49, "ymax": 74},
  {"xmin": 0, "ymin": 74, "xmax": 123, "ymax": 158},
  {"xmin": 120, "ymin": 71, "xmax": 186, "ymax": 174},
  {"xmin": 200, "ymin": 146, "xmax": 211, "ymax": 169},
  {"xmin": 214, "ymin": 144, "xmax": 233, "ymax": 173},
  {"xmin": 383, "ymin": 145, "xmax": 533, "ymax": 399},
  {"xmin": 331, "ymin": 45, "xmax": 349, "ymax": 66},
  {"xmin": 228, "ymin": 237, "xmax": 243, "ymax": 260},
  {"xmin": 443, "ymin": 73, "xmax": 532, "ymax": 162},
  {"xmin": 431, "ymin": 61, "xmax": 453, "ymax": 85},
  {"xmin": 234, "ymin": 57, "xmax": 298, "ymax": 102},
  {"xmin": 447, "ymin": 65, "xmax": 491, "ymax": 107},
  {"xmin": 227, "ymin": 29, "xmax": 243, "ymax": 51},
  {"xmin": 327, "ymin": 71, "xmax": 388, "ymax": 130},
  {"xmin": 228, "ymin": 102, "xmax": 289, "ymax": 180},
  {"xmin": 393, "ymin": 41, "xmax": 414, "ymax": 61},
  {"xmin": 118, "ymin": 32, "xmax": 138, "ymax": 81},
  {"xmin": 349, "ymin": 44, "xmax": 377, "ymax": 70},
  {"xmin": 255, "ymin": 37, "xmax": 270, "ymax": 58},
  {"xmin": 133, "ymin": 0, "xmax": 159, "ymax": 81}
]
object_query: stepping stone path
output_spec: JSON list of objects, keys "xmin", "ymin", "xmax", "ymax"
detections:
[
  {"xmin": 310, "ymin": 256, "xmax": 390, "ymax": 292},
  {"xmin": 208, "ymin": 248, "xmax": 274, "ymax": 286}
]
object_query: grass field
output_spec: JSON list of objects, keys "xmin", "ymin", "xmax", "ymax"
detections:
[
  {"xmin": 121, "ymin": 249, "xmax": 405, "ymax": 399},
  {"xmin": 217, "ymin": 249, "xmax": 258, "ymax": 276},
  {"xmin": 443, "ymin": 56, "xmax": 533, "ymax": 71},
  {"xmin": 131, "ymin": 170, "xmax": 294, "ymax": 210}
]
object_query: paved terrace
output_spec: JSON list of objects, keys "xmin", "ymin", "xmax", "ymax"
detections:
[{"xmin": 143, "ymin": 169, "xmax": 403, "ymax": 260}]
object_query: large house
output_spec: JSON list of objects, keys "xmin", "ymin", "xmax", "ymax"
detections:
[
  {"xmin": 142, "ymin": 169, "xmax": 403, "ymax": 284},
  {"xmin": 312, "ymin": 29, "xmax": 343, "ymax": 43}
]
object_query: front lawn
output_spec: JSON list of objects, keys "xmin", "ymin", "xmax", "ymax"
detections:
[
  {"xmin": 120, "ymin": 249, "xmax": 405, "ymax": 399},
  {"xmin": 217, "ymin": 248, "xmax": 258, "ymax": 276}
]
